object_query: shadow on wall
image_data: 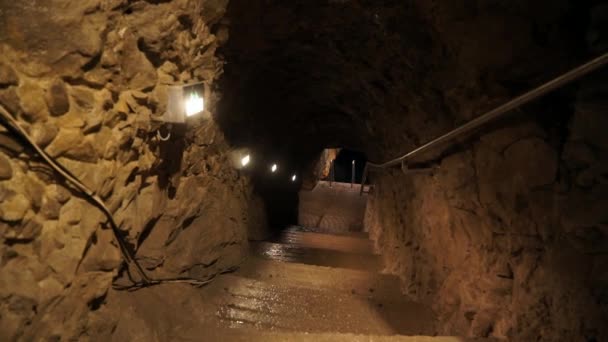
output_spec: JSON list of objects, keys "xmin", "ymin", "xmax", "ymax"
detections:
[{"xmin": 154, "ymin": 124, "xmax": 187, "ymax": 196}]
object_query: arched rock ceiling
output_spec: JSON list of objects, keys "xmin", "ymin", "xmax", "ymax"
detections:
[{"xmin": 217, "ymin": 0, "xmax": 587, "ymax": 167}]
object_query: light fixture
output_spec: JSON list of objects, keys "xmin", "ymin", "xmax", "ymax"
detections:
[
  {"xmin": 229, "ymin": 148, "xmax": 253, "ymax": 169},
  {"xmin": 161, "ymin": 81, "xmax": 206, "ymax": 123},
  {"xmin": 185, "ymin": 92, "xmax": 204, "ymax": 117},
  {"xmin": 271, "ymin": 163, "xmax": 278, "ymax": 173},
  {"xmin": 291, "ymin": 174, "xmax": 297, "ymax": 182},
  {"xmin": 241, "ymin": 154, "xmax": 251, "ymax": 167},
  {"xmin": 153, "ymin": 82, "xmax": 206, "ymax": 140}
]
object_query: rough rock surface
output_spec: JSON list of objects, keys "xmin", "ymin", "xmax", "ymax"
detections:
[
  {"xmin": 0, "ymin": 0, "xmax": 256, "ymax": 340},
  {"xmin": 220, "ymin": 1, "xmax": 608, "ymax": 341}
]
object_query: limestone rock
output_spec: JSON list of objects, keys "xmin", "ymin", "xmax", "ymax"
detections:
[
  {"xmin": 0, "ymin": 153, "xmax": 13, "ymax": 180},
  {"xmin": 40, "ymin": 195, "xmax": 62, "ymax": 220},
  {"xmin": 121, "ymin": 33, "xmax": 158, "ymax": 90},
  {"xmin": 30, "ymin": 122, "xmax": 59, "ymax": 148},
  {"xmin": 0, "ymin": 88, "xmax": 23, "ymax": 116},
  {"xmin": 45, "ymin": 79, "xmax": 70, "ymax": 116},
  {"xmin": 0, "ymin": 1, "xmax": 106, "ymax": 77},
  {"xmin": 63, "ymin": 138, "xmax": 98, "ymax": 163},
  {"xmin": 504, "ymin": 138, "xmax": 557, "ymax": 188},
  {"xmin": 45, "ymin": 129, "xmax": 81, "ymax": 157},
  {"xmin": 46, "ymin": 184, "xmax": 71, "ymax": 204},
  {"xmin": 80, "ymin": 228, "xmax": 122, "ymax": 272},
  {"xmin": 45, "ymin": 128, "xmax": 97, "ymax": 162},
  {"xmin": 0, "ymin": 63, "xmax": 18, "ymax": 87},
  {"xmin": 0, "ymin": 132, "xmax": 24, "ymax": 154},
  {"xmin": 0, "ymin": 193, "xmax": 30, "ymax": 222},
  {"xmin": 70, "ymin": 86, "xmax": 95, "ymax": 112},
  {"xmin": 59, "ymin": 198, "xmax": 84, "ymax": 226},
  {"xmin": 23, "ymin": 174, "xmax": 45, "ymax": 210},
  {"xmin": 16, "ymin": 81, "xmax": 49, "ymax": 122},
  {"xmin": 4, "ymin": 218, "xmax": 42, "ymax": 242},
  {"xmin": 55, "ymin": 110, "xmax": 86, "ymax": 128}
]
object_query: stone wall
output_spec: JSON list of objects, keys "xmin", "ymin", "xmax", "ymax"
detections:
[
  {"xmin": 0, "ymin": 0, "xmax": 259, "ymax": 340},
  {"xmin": 365, "ymin": 38, "xmax": 608, "ymax": 342}
]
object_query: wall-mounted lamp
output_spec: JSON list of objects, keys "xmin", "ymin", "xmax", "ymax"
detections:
[
  {"xmin": 291, "ymin": 174, "xmax": 297, "ymax": 182},
  {"xmin": 271, "ymin": 163, "xmax": 278, "ymax": 173},
  {"xmin": 230, "ymin": 148, "xmax": 253, "ymax": 170},
  {"xmin": 241, "ymin": 154, "xmax": 251, "ymax": 167},
  {"xmin": 154, "ymin": 82, "xmax": 206, "ymax": 140}
]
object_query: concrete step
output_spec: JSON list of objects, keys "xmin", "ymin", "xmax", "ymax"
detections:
[
  {"xmin": 203, "ymin": 275, "xmax": 437, "ymax": 335},
  {"xmin": 285, "ymin": 225, "xmax": 369, "ymax": 239},
  {"xmin": 250, "ymin": 241, "xmax": 381, "ymax": 272},
  {"xmin": 273, "ymin": 230, "xmax": 374, "ymax": 254},
  {"xmin": 184, "ymin": 329, "xmax": 502, "ymax": 341},
  {"xmin": 298, "ymin": 181, "xmax": 368, "ymax": 233},
  {"xmin": 109, "ymin": 276, "xmax": 499, "ymax": 342},
  {"xmin": 236, "ymin": 256, "xmax": 401, "ymax": 300}
]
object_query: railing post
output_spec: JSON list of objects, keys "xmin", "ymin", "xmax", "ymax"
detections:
[
  {"xmin": 351, "ymin": 160, "xmax": 355, "ymax": 188},
  {"xmin": 329, "ymin": 159, "xmax": 334, "ymax": 187},
  {"xmin": 359, "ymin": 163, "xmax": 368, "ymax": 195}
]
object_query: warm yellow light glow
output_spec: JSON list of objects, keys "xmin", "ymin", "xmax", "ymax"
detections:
[
  {"xmin": 271, "ymin": 164, "xmax": 278, "ymax": 173},
  {"xmin": 291, "ymin": 174, "xmax": 297, "ymax": 181},
  {"xmin": 185, "ymin": 93, "xmax": 204, "ymax": 117},
  {"xmin": 241, "ymin": 154, "xmax": 250, "ymax": 167}
]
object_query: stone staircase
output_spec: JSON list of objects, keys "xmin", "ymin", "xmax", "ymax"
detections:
[{"xmin": 108, "ymin": 182, "xmax": 498, "ymax": 341}]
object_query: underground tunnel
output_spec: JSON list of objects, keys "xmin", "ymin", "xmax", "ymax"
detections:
[{"xmin": 0, "ymin": 0, "xmax": 607, "ymax": 341}]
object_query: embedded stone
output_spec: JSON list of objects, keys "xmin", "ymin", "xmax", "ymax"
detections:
[
  {"xmin": 16, "ymin": 81, "xmax": 49, "ymax": 122},
  {"xmin": 0, "ymin": 132, "xmax": 24, "ymax": 154},
  {"xmin": 121, "ymin": 34, "xmax": 158, "ymax": 90},
  {"xmin": 30, "ymin": 122, "xmax": 59, "ymax": 148},
  {"xmin": 0, "ymin": 87, "xmax": 23, "ymax": 116},
  {"xmin": 0, "ymin": 193, "xmax": 30, "ymax": 222},
  {"xmin": 40, "ymin": 195, "xmax": 62, "ymax": 220},
  {"xmin": 44, "ymin": 128, "xmax": 84, "ymax": 158},
  {"xmin": 59, "ymin": 198, "xmax": 83, "ymax": 226},
  {"xmin": 46, "ymin": 184, "xmax": 71, "ymax": 204},
  {"xmin": 0, "ymin": 153, "xmax": 13, "ymax": 180},
  {"xmin": 4, "ymin": 218, "xmax": 42, "ymax": 241},
  {"xmin": 63, "ymin": 138, "xmax": 98, "ymax": 163},
  {"xmin": 23, "ymin": 175, "xmax": 45, "ymax": 210},
  {"xmin": 80, "ymin": 228, "xmax": 122, "ymax": 272},
  {"xmin": 45, "ymin": 79, "xmax": 70, "ymax": 116},
  {"xmin": 0, "ymin": 63, "xmax": 18, "ymax": 87},
  {"xmin": 70, "ymin": 86, "xmax": 95, "ymax": 112}
]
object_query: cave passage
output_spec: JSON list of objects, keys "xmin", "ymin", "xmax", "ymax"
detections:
[
  {"xmin": 330, "ymin": 149, "xmax": 367, "ymax": 184},
  {"xmin": 0, "ymin": 0, "xmax": 607, "ymax": 341}
]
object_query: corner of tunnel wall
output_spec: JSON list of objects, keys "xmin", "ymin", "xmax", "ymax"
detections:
[
  {"xmin": 0, "ymin": 1, "xmax": 257, "ymax": 340},
  {"xmin": 362, "ymin": 73, "xmax": 608, "ymax": 340}
]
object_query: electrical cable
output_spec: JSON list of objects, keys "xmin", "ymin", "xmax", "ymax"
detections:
[{"xmin": 0, "ymin": 103, "xmax": 234, "ymax": 290}]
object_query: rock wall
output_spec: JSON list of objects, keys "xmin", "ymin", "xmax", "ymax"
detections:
[
  {"xmin": 364, "ymin": 4, "xmax": 608, "ymax": 341},
  {"xmin": 0, "ymin": 1, "xmax": 259, "ymax": 340}
]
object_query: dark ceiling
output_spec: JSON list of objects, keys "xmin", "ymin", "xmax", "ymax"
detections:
[{"xmin": 217, "ymin": 0, "xmax": 597, "ymax": 171}]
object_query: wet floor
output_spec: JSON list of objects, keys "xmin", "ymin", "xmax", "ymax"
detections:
[{"xmin": 107, "ymin": 182, "xmax": 499, "ymax": 341}]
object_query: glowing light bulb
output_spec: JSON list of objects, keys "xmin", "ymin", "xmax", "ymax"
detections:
[
  {"xmin": 185, "ymin": 93, "xmax": 204, "ymax": 117},
  {"xmin": 241, "ymin": 154, "xmax": 250, "ymax": 167},
  {"xmin": 271, "ymin": 164, "xmax": 278, "ymax": 173},
  {"xmin": 291, "ymin": 174, "xmax": 297, "ymax": 182}
]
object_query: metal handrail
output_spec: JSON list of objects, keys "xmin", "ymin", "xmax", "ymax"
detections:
[{"xmin": 360, "ymin": 52, "xmax": 608, "ymax": 195}]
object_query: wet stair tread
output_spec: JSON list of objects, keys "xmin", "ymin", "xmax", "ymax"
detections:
[
  {"xmin": 236, "ymin": 256, "xmax": 401, "ymax": 300},
  {"xmin": 200, "ymin": 274, "xmax": 438, "ymax": 336},
  {"xmin": 184, "ymin": 328, "xmax": 502, "ymax": 342},
  {"xmin": 250, "ymin": 241, "xmax": 381, "ymax": 271},
  {"xmin": 285, "ymin": 225, "xmax": 370, "ymax": 239},
  {"xmin": 274, "ymin": 230, "xmax": 375, "ymax": 254}
]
